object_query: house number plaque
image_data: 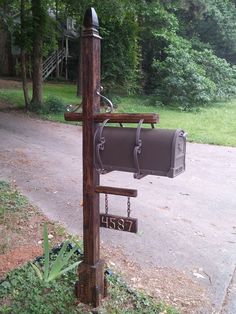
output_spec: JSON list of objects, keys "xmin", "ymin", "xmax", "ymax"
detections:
[{"xmin": 100, "ymin": 214, "xmax": 138, "ymax": 233}]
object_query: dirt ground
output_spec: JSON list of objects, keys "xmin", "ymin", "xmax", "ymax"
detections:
[
  {"xmin": 0, "ymin": 78, "xmax": 22, "ymax": 89},
  {"xmin": 0, "ymin": 192, "xmax": 66, "ymax": 278}
]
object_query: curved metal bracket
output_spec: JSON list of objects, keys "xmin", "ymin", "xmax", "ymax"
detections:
[
  {"xmin": 97, "ymin": 86, "xmax": 114, "ymax": 113},
  {"xmin": 66, "ymin": 103, "xmax": 82, "ymax": 113},
  {"xmin": 133, "ymin": 119, "xmax": 146, "ymax": 179},
  {"xmin": 94, "ymin": 119, "xmax": 110, "ymax": 174}
]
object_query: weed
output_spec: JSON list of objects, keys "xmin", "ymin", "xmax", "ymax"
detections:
[{"xmin": 0, "ymin": 181, "xmax": 28, "ymax": 213}]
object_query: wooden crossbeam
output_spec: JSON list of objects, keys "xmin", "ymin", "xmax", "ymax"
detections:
[
  {"xmin": 95, "ymin": 185, "xmax": 137, "ymax": 197},
  {"xmin": 64, "ymin": 112, "xmax": 159, "ymax": 124}
]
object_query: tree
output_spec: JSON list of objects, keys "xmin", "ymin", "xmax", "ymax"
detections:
[
  {"xmin": 31, "ymin": 0, "xmax": 45, "ymax": 108},
  {"xmin": 20, "ymin": 0, "xmax": 30, "ymax": 109},
  {"xmin": 64, "ymin": 0, "xmax": 139, "ymax": 93},
  {"xmin": 177, "ymin": 0, "xmax": 236, "ymax": 63}
]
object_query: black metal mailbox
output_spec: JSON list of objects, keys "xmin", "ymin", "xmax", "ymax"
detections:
[{"xmin": 94, "ymin": 123, "xmax": 186, "ymax": 179}]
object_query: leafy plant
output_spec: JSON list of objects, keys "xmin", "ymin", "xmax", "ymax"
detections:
[
  {"xmin": 31, "ymin": 224, "xmax": 81, "ymax": 283},
  {"xmin": 43, "ymin": 96, "xmax": 65, "ymax": 113}
]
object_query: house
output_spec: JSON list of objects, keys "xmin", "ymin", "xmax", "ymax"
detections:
[{"xmin": 0, "ymin": 11, "xmax": 79, "ymax": 80}]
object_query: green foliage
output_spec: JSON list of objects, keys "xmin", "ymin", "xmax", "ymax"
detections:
[
  {"xmin": 64, "ymin": 0, "xmax": 140, "ymax": 93},
  {"xmin": 139, "ymin": 0, "xmax": 179, "ymax": 92},
  {"xmin": 152, "ymin": 36, "xmax": 236, "ymax": 108},
  {"xmin": 101, "ymin": 12, "xmax": 139, "ymax": 93},
  {"xmin": 31, "ymin": 224, "xmax": 81, "ymax": 283},
  {"xmin": 139, "ymin": 0, "xmax": 236, "ymax": 106},
  {"xmin": 193, "ymin": 49, "xmax": 236, "ymax": 98},
  {"xmin": 178, "ymin": 0, "xmax": 236, "ymax": 63},
  {"xmin": 43, "ymin": 96, "xmax": 65, "ymax": 113},
  {"xmin": 4, "ymin": 0, "xmax": 236, "ymax": 108},
  {"xmin": 29, "ymin": 96, "xmax": 65, "ymax": 114},
  {"xmin": 0, "ymin": 260, "xmax": 79, "ymax": 314},
  {"xmin": 152, "ymin": 39, "xmax": 215, "ymax": 108}
]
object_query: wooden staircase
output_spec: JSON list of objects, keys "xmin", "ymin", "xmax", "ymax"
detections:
[{"xmin": 42, "ymin": 48, "xmax": 66, "ymax": 80}]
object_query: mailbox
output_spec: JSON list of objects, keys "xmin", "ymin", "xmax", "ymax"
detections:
[{"xmin": 94, "ymin": 124, "xmax": 186, "ymax": 179}]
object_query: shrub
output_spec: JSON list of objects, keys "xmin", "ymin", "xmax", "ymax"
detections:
[
  {"xmin": 29, "ymin": 100, "xmax": 41, "ymax": 113},
  {"xmin": 43, "ymin": 96, "xmax": 65, "ymax": 114},
  {"xmin": 194, "ymin": 49, "xmax": 236, "ymax": 99},
  {"xmin": 152, "ymin": 37, "xmax": 236, "ymax": 108}
]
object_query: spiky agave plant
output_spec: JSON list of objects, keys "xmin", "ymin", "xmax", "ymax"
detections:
[{"xmin": 31, "ymin": 224, "xmax": 81, "ymax": 282}]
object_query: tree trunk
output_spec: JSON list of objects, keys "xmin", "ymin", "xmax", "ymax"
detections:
[
  {"xmin": 20, "ymin": 0, "xmax": 30, "ymax": 110},
  {"xmin": 31, "ymin": 0, "xmax": 43, "ymax": 108},
  {"xmin": 21, "ymin": 51, "xmax": 30, "ymax": 110}
]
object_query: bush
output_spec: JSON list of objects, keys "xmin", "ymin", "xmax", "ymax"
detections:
[
  {"xmin": 194, "ymin": 49, "xmax": 236, "ymax": 99},
  {"xmin": 29, "ymin": 101, "xmax": 41, "ymax": 113},
  {"xmin": 43, "ymin": 96, "xmax": 65, "ymax": 114},
  {"xmin": 29, "ymin": 96, "xmax": 65, "ymax": 114},
  {"xmin": 152, "ymin": 37, "xmax": 236, "ymax": 108}
]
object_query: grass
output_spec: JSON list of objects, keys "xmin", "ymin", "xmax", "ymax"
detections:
[
  {"xmin": 0, "ymin": 181, "xmax": 29, "ymax": 254},
  {"xmin": 0, "ymin": 82, "xmax": 236, "ymax": 146},
  {"xmin": 0, "ymin": 181, "xmax": 28, "ymax": 210},
  {"xmin": 0, "ymin": 181, "xmax": 179, "ymax": 313}
]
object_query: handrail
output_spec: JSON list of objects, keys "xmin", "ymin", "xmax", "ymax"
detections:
[
  {"xmin": 42, "ymin": 48, "xmax": 66, "ymax": 80},
  {"xmin": 43, "ymin": 48, "xmax": 65, "ymax": 68}
]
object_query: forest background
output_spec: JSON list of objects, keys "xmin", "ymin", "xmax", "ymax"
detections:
[{"xmin": 1, "ymin": 0, "xmax": 236, "ymax": 111}]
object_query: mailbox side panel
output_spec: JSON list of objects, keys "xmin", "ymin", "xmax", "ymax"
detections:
[{"xmin": 94, "ymin": 127, "xmax": 186, "ymax": 178}]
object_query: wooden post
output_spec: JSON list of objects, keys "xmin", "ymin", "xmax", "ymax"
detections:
[{"xmin": 76, "ymin": 7, "xmax": 106, "ymax": 307}]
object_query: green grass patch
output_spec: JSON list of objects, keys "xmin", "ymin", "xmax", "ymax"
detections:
[
  {"xmin": 0, "ymin": 181, "xmax": 28, "ymax": 214},
  {"xmin": 0, "ymin": 82, "xmax": 236, "ymax": 146},
  {"xmin": 116, "ymin": 95, "xmax": 236, "ymax": 146},
  {"xmin": 0, "ymin": 181, "xmax": 29, "ymax": 253},
  {"xmin": 0, "ymin": 83, "xmax": 80, "ymax": 109}
]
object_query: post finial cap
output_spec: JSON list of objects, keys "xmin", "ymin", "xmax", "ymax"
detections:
[{"xmin": 83, "ymin": 7, "xmax": 99, "ymax": 29}]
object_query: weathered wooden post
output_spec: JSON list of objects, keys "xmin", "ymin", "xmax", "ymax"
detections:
[{"xmin": 75, "ymin": 8, "xmax": 105, "ymax": 307}]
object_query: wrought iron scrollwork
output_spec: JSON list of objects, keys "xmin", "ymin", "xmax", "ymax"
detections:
[
  {"xmin": 94, "ymin": 119, "xmax": 110, "ymax": 174},
  {"xmin": 133, "ymin": 119, "xmax": 146, "ymax": 179},
  {"xmin": 97, "ymin": 86, "xmax": 114, "ymax": 113}
]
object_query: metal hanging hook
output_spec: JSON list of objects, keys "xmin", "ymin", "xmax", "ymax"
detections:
[{"xmin": 97, "ymin": 86, "xmax": 114, "ymax": 113}]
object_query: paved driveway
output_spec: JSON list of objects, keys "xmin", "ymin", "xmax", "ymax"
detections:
[{"xmin": 0, "ymin": 111, "xmax": 236, "ymax": 313}]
